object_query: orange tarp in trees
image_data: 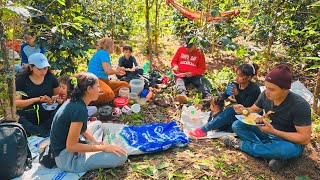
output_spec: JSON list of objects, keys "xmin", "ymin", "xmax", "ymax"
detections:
[{"xmin": 166, "ymin": 0, "xmax": 240, "ymax": 22}]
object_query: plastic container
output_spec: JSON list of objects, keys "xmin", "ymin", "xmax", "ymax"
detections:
[
  {"xmin": 114, "ymin": 97, "xmax": 129, "ymax": 108},
  {"xmin": 142, "ymin": 61, "xmax": 150, "ymax": 74},
  {"xmin": 128, "ymin": 93, "xmax": 138, "ymax": 100},
  {"xmin": 98, "ymin": 105, "xmax": 113, "ymax": 117},
  {"xmin": 136, "ymin": 98, "xmax": 147, "ymax": 105},
  {"xmin": 42, "ymin": 103, "xmax": 59, "ymax": 111},
  {"xmin": 119, "ymin": 87, "xmax": 130, "ymax": 97},
  {"xmin": 130, "ymin": 79, "xmax": 145, "ymax": 95},
  {"xmin": 131, "ymin": 104, "xmax": 141, "ymax": 113},
  {"xmin": 140, "ymin": 89, "xmax": 149, "ymax": 98}
]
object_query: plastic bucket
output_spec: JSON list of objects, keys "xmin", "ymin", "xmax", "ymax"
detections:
[
  {"xmin": 119, "ymin": 87, "xmax": 130, "ymax": 97},
  {"xmin": 129, "ymin": 79, "xmax": 145, "ymax": 95}
]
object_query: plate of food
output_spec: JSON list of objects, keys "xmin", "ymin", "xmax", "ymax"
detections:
[{"xmin": 235, "ymin": 113, "xmax": 272, "ymax": 126}]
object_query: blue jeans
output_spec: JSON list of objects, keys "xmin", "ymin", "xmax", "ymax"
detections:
[
  {"xmin": 232, "ymin": 120, "xmax": 304, "ymax": 160},
  {"xmin": 201, "ymin": 106, "xmax": 236, "ymax": 133}
]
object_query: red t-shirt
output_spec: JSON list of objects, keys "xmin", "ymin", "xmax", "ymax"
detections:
[{"xmin": 171, "ymin": 46, "xmax": 206, "ymax": 76}]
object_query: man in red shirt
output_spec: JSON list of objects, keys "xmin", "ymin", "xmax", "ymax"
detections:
[{"xmin": 171, "ymin": 36, "xmax": 212, "ymax": 103}]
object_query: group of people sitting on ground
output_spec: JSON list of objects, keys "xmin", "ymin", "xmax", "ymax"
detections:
[
  {"xmin": 187, "ymin": 63, "xmax": 311, "ymax": 171},
  {"xmin": 12, "ymin": 33, "xmax": 312, "ymax": 172},
  {"xmin": 15, "ymin": 52, "xmax": 128, "ymax": 172}
]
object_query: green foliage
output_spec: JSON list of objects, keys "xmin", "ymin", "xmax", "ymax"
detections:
[
  {"xmin": 131, "ymin": 164, "xmax": 158, "ymax": 177},
  {"xmin": 170, "ymin": 0, "xmax": 241, "ymax": 54},
  {"xmin": 238, "ymin": 0, "xmax": 319, "ymax": 67},
  {"xmin": 16, "ymin": 0, "xmax": 136, "ymax": 74},
  {"xmin": 295, "ymin": 176, "xmax": 310, "ymax": 180},
  {"xmin": 313, "ymin": 114, "xmax": 320, "ymax": 133},
  {"xmin": 0, "ymin": 71, "xmax": 10, "ymax": 118},
  {"xmin": 205, "ymin": 67, "xmax": 235, "ymax": 95},
  {"xmin": 121, "ymin": 112, "xmax": 144, "ymax": 125}
]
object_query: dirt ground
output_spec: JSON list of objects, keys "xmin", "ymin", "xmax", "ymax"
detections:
[
  {"xmin": 82, "ymin": 39, "xmax": 320, "ymax": 179},
  {"xmin": 83, "ymin": 100, "xmax": 320, "ymax": 179}
]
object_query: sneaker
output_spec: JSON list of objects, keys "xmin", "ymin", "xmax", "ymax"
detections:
[
  {"xmin": 176, "ymin": 94, "xmax": 187, "ymax": 104},
  {"xmin": 189, "ymin": 128, "xmax": 207, "ymax": 138},
  {"xmin": 221, "ymin": 135, "xmax": 241, "ymax": 149},
  {"xmin": 268, "ymin": 159, "xmax": 288, "ymax": 171}
]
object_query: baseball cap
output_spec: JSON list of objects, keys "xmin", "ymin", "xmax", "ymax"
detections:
[
  {"xmin": 185, "ymin": 35, "xmax": 195, "ymax": 48},
  {"xmin": 28, "ymin": 53, "xmax": 50, "ymax": 69}
]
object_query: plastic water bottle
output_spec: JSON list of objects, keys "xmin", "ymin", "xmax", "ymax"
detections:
[{"xmin": 143, "ymin": 61, "xmax": 150, "ymax": 74}]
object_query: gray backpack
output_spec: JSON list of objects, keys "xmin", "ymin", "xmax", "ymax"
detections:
[{"xmin": 0, "ymin": 120, "xmax": 32, "ymax": 179}]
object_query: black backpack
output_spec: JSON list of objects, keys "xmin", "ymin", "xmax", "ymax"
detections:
[{"xmin": 0, "ymin": 120, "xmax": 32, "ymax": 179}]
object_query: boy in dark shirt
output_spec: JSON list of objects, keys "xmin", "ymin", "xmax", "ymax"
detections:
[{"xmin": 117, "ymin": 45, "xmax": 143, "ymax": 81}]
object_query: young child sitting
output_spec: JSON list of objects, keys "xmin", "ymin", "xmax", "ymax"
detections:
[
  {"xmin": 117, "ymin": 45, "xmax": 143, "ymax": 81},
  {"xmin": 53, "ymin": 75, "xmax": 97, "ymax": 117},
  {"xmin": 189, "ymin": 96, "xmax": 226, "ymax": 137}
]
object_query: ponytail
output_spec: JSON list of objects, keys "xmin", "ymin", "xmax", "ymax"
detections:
[
  {"xmin": 237, "ymin": 63, "xmax": 259, "ymax": 77},
  {"xmin": 69, "ymin": 72, "xmax": 98, "ymax": 101}
]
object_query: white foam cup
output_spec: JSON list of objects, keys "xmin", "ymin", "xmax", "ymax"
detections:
[{"xmin": 131, "ymin": 104, "xmax": 141, "ymax": 113}]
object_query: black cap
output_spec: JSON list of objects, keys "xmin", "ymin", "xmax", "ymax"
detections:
[{"xmin": 185, "ymin": 36, "xmax": 195, "ymax": 48}]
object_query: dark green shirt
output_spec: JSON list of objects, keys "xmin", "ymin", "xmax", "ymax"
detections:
[
  {"xmin": 50, "ymin": 99, "xmax": 88, "ymax": 156},
  {"xmin": 118, "ymin": 55, "xmax": 138, "ymax": 69},
  {"xmin": 255, "ymin": 91, "xmax": 311, "ymax": 132}
]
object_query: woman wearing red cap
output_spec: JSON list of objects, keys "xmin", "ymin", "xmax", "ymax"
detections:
[{"xmin": 222, "ymin": 64, "xmax": 312, "ymax": 171}]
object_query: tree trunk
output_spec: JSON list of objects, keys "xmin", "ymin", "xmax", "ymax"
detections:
[
  {"xmin": 203, "ymin": 0, "xmax": 211, "ymax": 31},
  {"xmin": 0, "ymin": 0, "xmax": 17, "ymax": 121},
  {"xmin": 145, "ymin": 0, "xmax": 153, "ymax": 69},
  {"xmin": 264, "ymin": 36, "xmax": 274, "ymax": 72},
  {"xmin": 154, "ymin": 0, "xmax": 160, "ymax": 56},
  {"xmin": 9, "ymin": 17, "xmax": 17, "ymax": 121},
  {"xmin": 110, "ymin": 3, "xmax": 114, "ymax": 39},
  {"xmin": 247, "ymin": 6, "xmax": 257, "ymax": 19},
  {"xmin": 314, "ymin": 70, "xmax": 320, "ymax": 114}
]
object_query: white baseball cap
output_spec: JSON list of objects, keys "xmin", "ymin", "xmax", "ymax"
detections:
[{"xmin": 28, "ymin": 53, "xmax": 50, "ymax": 69}]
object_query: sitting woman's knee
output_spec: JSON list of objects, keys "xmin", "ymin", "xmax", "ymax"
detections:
[{"xmin": 115, "ymin": 153, "xmax": 128, "ymax": 166}]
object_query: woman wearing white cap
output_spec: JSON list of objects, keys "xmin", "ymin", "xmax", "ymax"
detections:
[{"xmin": 15, "ymin": 53, "xmax": 59, "ymax": 137}]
